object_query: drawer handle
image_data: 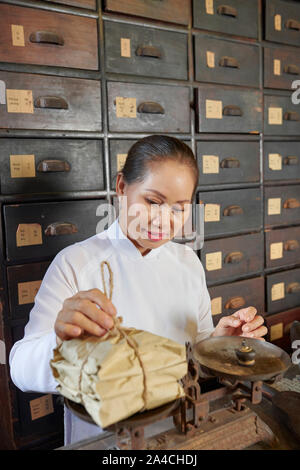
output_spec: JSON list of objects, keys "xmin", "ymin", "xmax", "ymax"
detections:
[
  {"xmin": 217, "ymin": 5, "xmax": 237, "ymax": 18},
  {"xmin": 224, "ymin": 251, "xmax": 244, "ymax": 264},
  {"xmin": 287, "ymin": 282, "xmax": 300, "ymax": 294},
  {"xmin": 34, "ymin": 96, "xmax": 69, "ymax": 110},
  {"xmin": 225, "ymin": 296, "xmax": 245, "ymax": 310},
  {"xmin": 219, "ymin": 56, "xmax": 239, "ymax": 68},
  {"xmin": 136, "ymin": 45, "xmax": 162, "ymax": 59},
  {"xmin": 283, "ymin": 198, "xmax": 300, "ymax": 209},
  {"xmin": 37, "ymin": 160, "xmax": 70, "ymax": 172},
  {"xmin": 284, "ymin": 64, "xmax": 300, "ymax": 76},
  {"xmin": 220, "ymin": 157, "xmax": 240, "ymax": 168},
  {"xmin": 283, "ymin": 111, "xmax": 300, "ymax": 121},
  {"xmin": 285, "ymin": 19, "xmax": 300, "ymax": 31},
  {"xmin": 283, "ymin": 155, "xmax": 298, "ymax": 165},
  {"xmin": 284, "ymin": 239, "xmax": 299, "ymax": 251},
  {"xmin": 44, "ymin": 222, "xmax": 78, "ymax": 236},
  {"xmin": 29, "ymin": 31, "xmax": 64, "ymax": 46},
  {"xmin": 137, "ymin": 101, "xmax": 165, "ymax": 114},
  {"xmin": 223, "ymin": 105, "xmax": 243, "ymax": 117},
  {"xmin": 223, "ymin": 205, "xmax": 243, "ymax": 216}
]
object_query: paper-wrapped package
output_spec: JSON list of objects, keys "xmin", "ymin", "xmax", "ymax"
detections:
[{"xmin": 50, "ymin": 316, "xmax": 187, "ymax": 428}]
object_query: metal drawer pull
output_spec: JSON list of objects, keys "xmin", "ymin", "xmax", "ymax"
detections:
[
  {"xmin": 34, "ymin": 96, "xmax": 69, "ymax": 109},
  {"xmin": 283, "ymin": 111, "xmax": 300, "ymax": 121},
  {"xmin": 37, "ymin": 160, "xmax": 70, "ymax": 172},
  {"xmin": 44, "ymin": 222, "xmax": 78, "ymax": 236},
  {"xmin": 283, "ymin": 198, "xmax": 300, "ymax": 209},
  {"xmin": 217, "ymin": 5, "xmax": 237, "ymax": 17},
  {"xmin": 225, "ymin": 296, "xmax": 245, "ymax": 310},
  {"xmin": 136, "ymin": 45, "xmax": 162, "ymax": 59},
  {"xmin": 220, "ymin": 157, "xmax": 240, "ymax": 168},
  {"xmin": 223, "ymin": 105, "xmax": 243, "ymax": 117},
  {"xmin": 287, "ymin": 282, "xmax": 300, "ymax": 294},
  {"xmin": 224, "ymin": 251, "xmax": 244, "ymax": 264},
  {"xmin": 285, "ymin": 19, "xmax": 300, "ymax": 31},
  {"xmin": 223, "ymin": 205, "xmax": 243, "ymax": 216},
  {"xmin": 283, "ymin": 155, "xmax": 298, "ymax": 165},
  {"xmin": 284, "ymin": 239, "xmax": 299, "ymax": 251},
  {"xmin": 219, "ymin": 56, "xmax": 239, "ymax": 68},
  {"xmin": 29, "ymin": 31, "xmax": 64, "ymax": 46},
  {"xmin": 284, "ymin": 64, "xmax": 300, "ymax": 76},
  {"xmin": 137, "ymin": 101, "xmax": 165, "ymax": 114}
]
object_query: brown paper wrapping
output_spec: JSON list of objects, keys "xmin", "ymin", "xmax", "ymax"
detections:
[{"xmin": 50, "ymin": 317, "xmax": 187, "ymax": 429}]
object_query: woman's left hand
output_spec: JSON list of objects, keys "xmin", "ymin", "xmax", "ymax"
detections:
[{"xmin": 212, "ymin": 306, "xmax": 268, "ymax": 341}]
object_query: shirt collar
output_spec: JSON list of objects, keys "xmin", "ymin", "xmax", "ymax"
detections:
[{"xmin": 105, "ymin": 217, "xmax": 165, "ymax": 260}]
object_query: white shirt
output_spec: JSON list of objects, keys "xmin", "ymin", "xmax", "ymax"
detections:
[{"xmin": 9, "ymin": 216, "xmax": 214, "ymax": 446}]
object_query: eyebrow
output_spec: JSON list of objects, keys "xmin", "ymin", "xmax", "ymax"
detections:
[{"xmin": 145, "ymin": 188, "xmax": 191, "ymax": 203}]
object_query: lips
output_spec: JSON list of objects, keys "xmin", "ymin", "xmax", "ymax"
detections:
[{"xmin": 147, "ymin": 230, "xmax": 165, "ymax": 241}]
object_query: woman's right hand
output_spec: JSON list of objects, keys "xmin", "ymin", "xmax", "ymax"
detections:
[{"xmin": 54, "ymin": 288, "xmax": 117, "ymax": 344}]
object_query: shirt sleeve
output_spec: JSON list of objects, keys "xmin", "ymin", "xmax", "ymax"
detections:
[
  {"xmin": 9, "ymin": 247, "xmax": 79, "ymax": 394},
  {"xmin": 195, "ymin": 260, "xmax": 215, "ymax": 344}
]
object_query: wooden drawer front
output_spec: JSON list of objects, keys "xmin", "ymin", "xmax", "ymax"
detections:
[
  {"xmin": 104, "ymin": 21, "xmax": 188, "ymax": 80},
  {"xmin": 198, "ymin": 188, "xmax": 262, "ymax": 237},
  {"xmin": 265, "ymin": 226, "xmax": 300, "ymax": 269},
  {"xmin": 104, "ymin": 0, "xmax": 190, "ymax": 25},
  {"xmin": 41, "ymin": 0, "xmax": 96, "ymax": 9},
  {"xmin": 107, "ymin": 82, "xmax": 190, "ymax": 133},
  {"xmin": 3, "ymin": 199, "xmax": 108, "ymax": 262},
  {"xmin": 264, "ymin": 141, "xmax": 300, "ymax": 182},
  {"xmin": 267, "ymin": 267, "xmax": 300, "ymax": 314},
  {"xmin": 7, "ymin": 262, "xmax": 51, "ymax": 320},
  {"xmin": 193, "ymin": 0, "xmax": 258, "ymax": 39},
  {"xmin": 265, "ymin": 0, "xmax": 300, "ymax": 47},
  {"xmin": 109, "ymin": 139, "xmax": 191, "ymax": 188},
  {"xmin": 0, "ymin": 71, "xmax": 101, "ymax": 132},
  {"xmin": 194, "ymin": 34, "xmax": 259, "ymax": 87},
  {"xmin": 0, "ymin": 139, "xmax": 104, "ymax": 195},
  {"xmin": 208, "ymin": 276, "xmax": 265, "ymax": 326},
  {"xmin": 264, "ymin": 47, "xmax": 300, "ymax": 90},
  {"xmin": 195, "ymin": 86, "xmax": 262, "ymax": 133},
  {"xmin": 0, "ymin": 4, "xmax": 98, "ymax": 70},
  {"xmin": 202, "ymin": 232, "xmax": 264, "ymax": 285},
  {"xmin": 196, "ymin": 141, "xmax": 260, "ymax": 185},
  {"xmin": 264, "ymin": 185, "xmax": 300, "ymax": 228},
  {"xmin": 264, "ymin": 95, "xmax": 300, "ymax": 136},
  {"xmin": 264, "ymin": 307, "xmax": 300, "ymax": 351}
]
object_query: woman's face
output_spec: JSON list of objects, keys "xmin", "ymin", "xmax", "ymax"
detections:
[{"xmin": 116, "ymin": 160, "xmax": 195, "ymax": 255}]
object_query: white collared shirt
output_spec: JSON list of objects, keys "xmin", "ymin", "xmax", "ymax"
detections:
[{"xmin": 9, "ymin": 217, "xmax": 214, "ymax": 445}]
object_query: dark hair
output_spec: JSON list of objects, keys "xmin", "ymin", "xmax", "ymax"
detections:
[{"xmin": 118, "ymin": 135, "xmax": 199, "ymax": 201}]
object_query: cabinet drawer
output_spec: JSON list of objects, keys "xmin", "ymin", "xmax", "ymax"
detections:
[
  {"xmin": 208, "ymin": 276, "xmax": 265, "ymax": 326},
  {"xmin": 264, "ymin": 95, "xmax": 300, "ymax": 136},
  {"xmin": 197, "ymin": 141, "xmax": 260, "ymax": 185},
  {"xmin": 264, "ymin": 185, "xmax": 300, "ymax": 228},
  {"xmin": 0, "ymin": 4, "xmax": 98, "ymax": 70},
  {"xmin": 266, "ymin": 267, "xmax": 300, "ymax": 314},
  {"xmin": 265, "ymin": 0, "xmax": 300, "ymax": 47},
  {"xmin": 265, "ymin": 308, "xmax": 300, "ymax": 351},
  {"xmin": 7, "ymin": 262, "xmax": 51, "ymax": 320},
  {"xmin": 194, "ymin": 34, "xmax": 259, "ymax": 87},
  {"xmin": 104, "ymin": 0, "xmax": 190, "ymax": 25},
  {"xmin": 193, "ymin": 0, "xmax": 258, "ymax": 39},
  {"xmin": 107, "ymin": 82, "xmax": 190, "ymax": 133},
  {"xmin": 0, "ymin": 71, "xmax": 101, "ymax": 132},
  {"xmin": 264, "ymin": 47, "xmax": 300, "ymax": 90},
  {"xmin": 3, "ymin": 199, "xmax": 108, "ymax": 262},
  {"xmin": 265, "ymin": 226, "xmax": 300, "ymax": 269},
  {"xmin": 201, "ymin": 232, "xmax": 264, "ymax": 285},
  {"xmin": 0, "ymin": 139, "xmax": 104, "ymax": 195},
  {"xmin": 104, "ymin": 21, "xmax": 188, "ymax": 80},
  {"xmin": 195, "ymin": 86, "xmax": 262, "ymax": 133},
  {"xmin": 198, "ymin": 188, "xmax": 262, "ymax": 238},
  {"xmin": 41, "ymin": 0, "xmax": 96, "ymax": 8},
  {"xmin": 264, "ymin": 141, "xmax": 300, "ymax": 182}
]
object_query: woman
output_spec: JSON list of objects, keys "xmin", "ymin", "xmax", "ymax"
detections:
[{"xmin": 9, "ymin": 135, "xmax": 267, "ymax": 446}]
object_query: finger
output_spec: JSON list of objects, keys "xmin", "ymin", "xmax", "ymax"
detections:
[
  {"xmin": 248, "ymin": 325, "xmax": 268, "ymax": 339},
  {"xmin": 70, "ymin": 298, "xmax": 115, "ymax": 330},
  {"xmin": 77, "ymin": 289, "xmax": 117, "ymax": 316},
  {"xmin": 242, "ymin": 315, "xmax": 265, "ymax": 333},
  {"xmin": 55, "ymin": 320, "xmax": 82, "ymax": 341},
  {"xmin": 217, "ymin": 315, "xmax": 242, "ymax": 329},
  {"xmin": 69, "ymin": 311, "xmax": 108, "ymax": 336},
  {"xmin": 232, "ymin": 306, "xmax": 257, "ymax": 323}
]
